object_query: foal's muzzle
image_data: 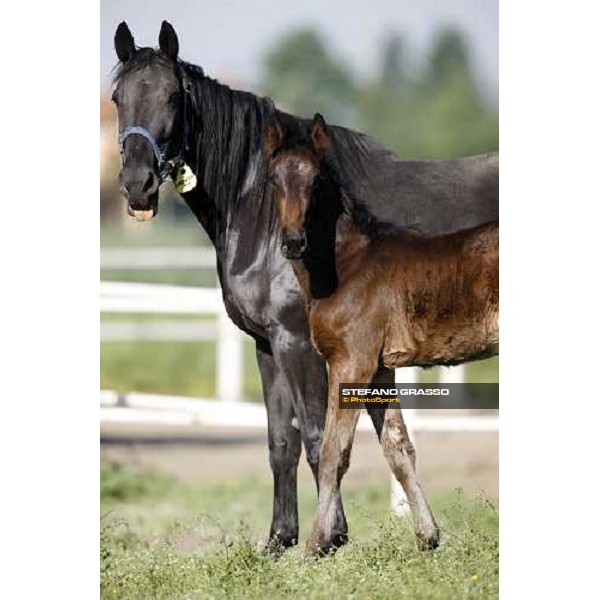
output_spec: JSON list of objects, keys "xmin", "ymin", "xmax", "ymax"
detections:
[{"xmin": 281, "ymin": 228, "xmax": 308, "ymax": 259}]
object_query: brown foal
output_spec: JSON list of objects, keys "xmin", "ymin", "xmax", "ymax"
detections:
[{"xmin": 266, "ymin": 113, "xmax": 499, "ymax": 557}]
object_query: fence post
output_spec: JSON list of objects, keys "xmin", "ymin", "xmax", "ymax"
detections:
[
  {"xmin": 216, "ymin": 310, "xmax": 243, "ymax": 402},
  {"xmin": 391, "ymin": 366, "xmax": 419, "ymax": 515},
  {"xmin": 438, "ymin": 364, "xmax": 466, "ymax": 385}
]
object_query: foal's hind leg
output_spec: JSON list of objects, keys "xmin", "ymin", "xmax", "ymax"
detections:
[
  {"xmin": 382, "ymin": 409, "xmax": 440, "ymax": 549},
  {"xmin": 305, "ymin": 356, "xmax": 378, "ymax": 557}
]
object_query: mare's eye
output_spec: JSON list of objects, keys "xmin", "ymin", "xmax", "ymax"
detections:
[
  {"xmin": 168, "ymin": 92, "xmax": 180, "ymax": 107},
  {"xmin": 111, "ymin": 91, "xmax": 118, "ymax": 106}
]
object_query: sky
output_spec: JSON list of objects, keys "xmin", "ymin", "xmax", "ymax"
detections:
[{"xmin": 101, "ymin": 0, "xmax": 498, "ymax": 98}]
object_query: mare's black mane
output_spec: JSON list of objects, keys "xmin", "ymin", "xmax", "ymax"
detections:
[
  {"xmin": 113, "ymin": 49, "xmax": 498, "ymax": 239},
  {"xmin": 114, "ymin": 50, "xmax": 274, "ymax": 222}
]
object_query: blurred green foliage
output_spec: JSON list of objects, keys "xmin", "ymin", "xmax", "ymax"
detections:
[
  {"xmin": 262, "ymin": 27, "xmax": 497, "ymax": 159},
  {"xmin": 262, "ymin": 29, "xmax": 357, "ymax": 126}
]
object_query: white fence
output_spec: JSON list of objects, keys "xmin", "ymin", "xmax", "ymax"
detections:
[
  {"xmin": 101, "ymin": 248, "xmax": 498, "ymax": 514},
  {"xmin": 101, "ymin": 281, "xmax": 243, "ymax": 403},
  {"xmin": 101, "ymin": 247, "xmax": 217, "ymax": 269}
]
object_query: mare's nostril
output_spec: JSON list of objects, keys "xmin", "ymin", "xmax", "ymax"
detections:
[{"xmin": 142, "ymin": 172, "xmax": 156, "ymax": 193}]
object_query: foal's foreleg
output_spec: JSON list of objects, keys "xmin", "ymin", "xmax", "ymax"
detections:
[
  {"xmin": 382, "ymin": 409, "xmax": 440, "ymax": 549},
  {"xmin": 306, "ymin": 359, "xmax": 377, "ymax": 557}
]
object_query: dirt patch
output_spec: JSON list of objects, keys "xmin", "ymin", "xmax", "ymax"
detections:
[{"xmin": 101, "ymin": 421, "xmax": 497, "ymax": 498}]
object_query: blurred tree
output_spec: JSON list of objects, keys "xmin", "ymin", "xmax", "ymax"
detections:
[
  {"xmin": 356, "ymin": 27, "xmax": 498, "ymax": 158},
  {"xmin": 428, "ymin": 28, "xmax": 473, "ymax": 86},
  {"xmin": 381, "ymin": 32, "xmax": 407, "ymax": 91},
  {"xmin": 261, "ymin": 29, "xmax": 356, "ymax": 124}
]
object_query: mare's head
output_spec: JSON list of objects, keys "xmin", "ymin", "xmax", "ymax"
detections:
[
  {"xmin": 112, "ymin": 21, "xmax": 189, "ymax": 221},
  {"xmin": 266, "ymin": 113, "xmax": 330, "ymax": 259}
]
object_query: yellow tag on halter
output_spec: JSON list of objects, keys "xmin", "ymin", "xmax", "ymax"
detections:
[{"xmin": 174, "ymin": 162, "xmax": 197, "ymax": 193}]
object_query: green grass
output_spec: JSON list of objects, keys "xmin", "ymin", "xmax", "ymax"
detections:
[
  {"xmin": 101, "ymin": 269, "xmax": 218, "ymax": 287},
  {"xmin": 100, "ymin": 338, "xmax": 263, "ymax": 401},
  {"xmin": 100, "ymin": 462, "xmax": 498, "ymax": 600},
  {"xmin": 420, "ymin": 357, "xmax": 499, "ymax": 384},
  {"xmin": 101, "ymin": 333, "xmax": 497, "ymax": 400},
  {"xmin": 101, "ymin": 221, "xmax": 210, "ymax": 248}
]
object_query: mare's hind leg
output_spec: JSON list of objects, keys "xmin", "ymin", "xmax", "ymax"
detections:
[
  {"xmin": 365, "ymin": 365, "xmax": 394, "ymax": 439},
  {"xmin": 305, "ymin": 355, "xmax": 378, "ymax": 557},
  {"xmin": 382, "ymin": 409, "xmax": 440, "ymax": 549}
]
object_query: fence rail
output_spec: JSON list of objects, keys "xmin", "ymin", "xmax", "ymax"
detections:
[{"xmin": 101, "ymin": 247, "xmax": 216, "ymax": 269}]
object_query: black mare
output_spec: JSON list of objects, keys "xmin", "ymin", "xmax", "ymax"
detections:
[{"xmin": 113, "ymin": 21, "xmax": 499, "ymax": 553}]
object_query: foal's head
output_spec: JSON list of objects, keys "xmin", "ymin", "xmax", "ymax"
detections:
[
  {"xmin": 266, "ymin": 113, "xmax": 330, "ymax": 259},
  {"xmin": 112, "ymin": 21, "xmax": 189, "ymax": 221}
]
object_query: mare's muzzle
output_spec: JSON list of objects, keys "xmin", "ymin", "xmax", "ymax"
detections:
[
  {"xmin": 281, "ymin": 228, "xmax": 308, "ymax": 259},
  {"xmin": 118, "ymin": 126, "xmax": 172, "ymax": 222},
  {"xmin": 121, "ymin": 167, "xmax": 160, "ymax": 221}
]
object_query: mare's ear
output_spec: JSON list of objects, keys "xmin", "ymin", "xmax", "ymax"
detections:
[
  {"xmin": 265, "ymin": 115, "xmax": 284, "ymax": 157},
  {"xmin": 159, "ymin": 21, "xmax": 179, "ymax": 61},
  {"xmin": 310, "ymin": 113, "xmax": 330, "ymax": 153},
  {"xmin": 115, "ymin": 22, "xmax": 136, "ymax": 63}
]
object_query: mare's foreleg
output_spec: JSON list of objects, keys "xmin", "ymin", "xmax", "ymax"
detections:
[
  {"xmin": 270, "ymin": 331, "xmax": 350, "ymax": 546},
  {"xmin": 256, "ymin": 339, "xmax": 302, "ymax": 554}
]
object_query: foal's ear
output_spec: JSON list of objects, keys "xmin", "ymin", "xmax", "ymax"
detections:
[
  {"xmin": 310, "ymin": 113, "xmax": 330, "ymax": 153},
  {"xmin": 115, "ymin": 21, "xmax": 136, "ymax": 63},
  {"xmin": 159, "ymin": 21, "xmax": 179, "ymax": 61},
  {"xmin": 265, "ymin": 115, "xmax": 284, "ymax": 157}
]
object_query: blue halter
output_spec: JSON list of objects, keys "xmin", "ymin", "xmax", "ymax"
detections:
[{"xmin": 118, "ymin": 126, "xmax": 167, "ymax": 170}]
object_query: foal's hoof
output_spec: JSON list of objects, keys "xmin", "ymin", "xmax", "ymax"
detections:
[
  {"xmin": 416, "ymin": 527, "xmax": 441, "ymax": 551},
  {"xmin": 304, "ymin": 532, "xmax": 348, "ymax": 558}
]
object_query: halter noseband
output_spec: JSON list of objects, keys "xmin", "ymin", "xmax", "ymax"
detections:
[
  {"xmin": 117, "ymin": 67, "xmax": 191, "ymax": 184},
  {"xmin": 118, "ymin": 126, "xmax": 168, "ymax": 173}
]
